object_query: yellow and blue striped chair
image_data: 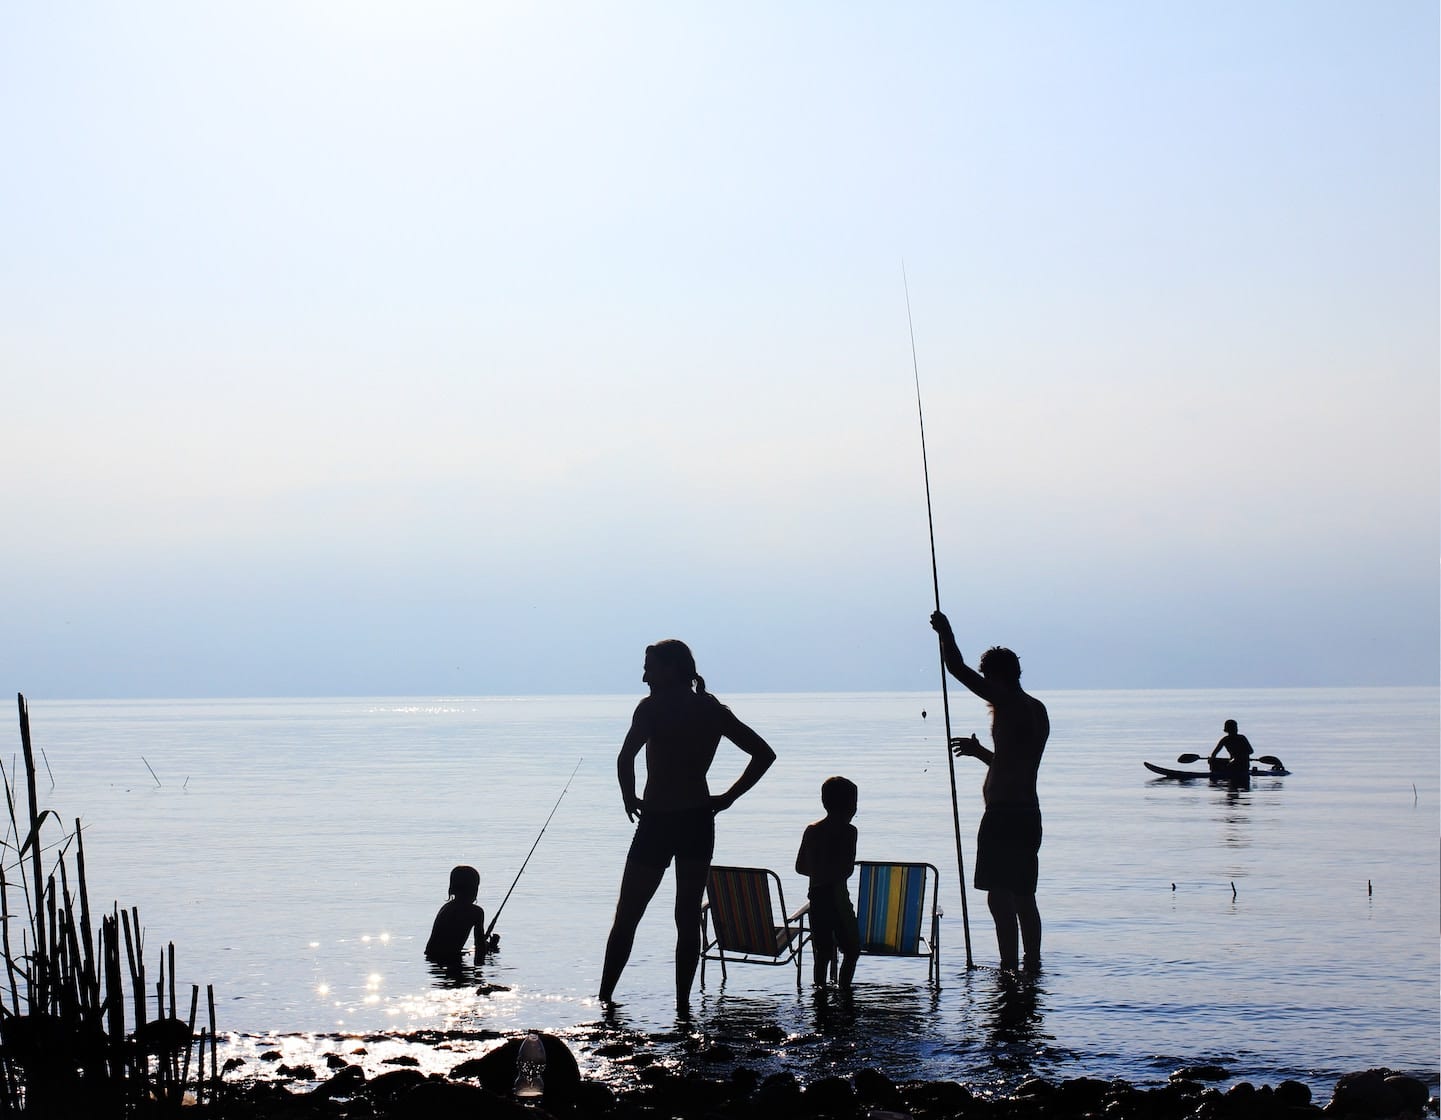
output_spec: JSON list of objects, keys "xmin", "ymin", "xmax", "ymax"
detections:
[
  {"xmin": 700, "ymin": 866, "xmax": 810, "ymax": 988},
  {"xmin": 855, "ymin": 861, "xmax": 942, "ymax": 985}
]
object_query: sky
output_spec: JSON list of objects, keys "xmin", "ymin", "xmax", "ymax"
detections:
[{"xmin": 2, "ymin": 2, "xmax": 1436, "ymax": 698}]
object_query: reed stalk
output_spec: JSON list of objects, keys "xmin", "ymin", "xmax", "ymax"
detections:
[{"xmin": 0, "ymin": 694, "xmax": 224, "ymax": 1115}]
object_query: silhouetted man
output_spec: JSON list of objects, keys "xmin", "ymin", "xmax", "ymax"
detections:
[{"xmin": 931, "ymin": 611, "xmax": 1049, "ymax": 972}]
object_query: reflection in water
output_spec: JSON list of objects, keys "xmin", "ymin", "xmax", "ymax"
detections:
[
  {"xmin": 984, "ymin": 971, "xmax": 1045, "ymax": 1047},
  {"xmin": 570, "ymin": 971, "xmax": 1066, "ymax": 1097},
  {"xmin": 1220, "ymin": 785, "xmax": 1251, "ymax": 850}
]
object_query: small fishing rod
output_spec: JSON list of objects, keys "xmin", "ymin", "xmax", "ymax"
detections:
[
  {"xmin": 904, "ymin": 266, "xmax": 975, "ymax": 969},
  {"xmin": 486, "ymin": 758, "xmax": 583, "ymax": 939}
]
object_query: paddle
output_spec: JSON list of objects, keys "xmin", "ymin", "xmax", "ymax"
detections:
[{"xmin": 1175, "ymin": 752, "xmax": 1286, "ymax": 770}]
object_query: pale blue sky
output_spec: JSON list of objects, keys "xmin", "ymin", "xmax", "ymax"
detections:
[{"xmin": 2, "ymin": 2, "xmax": 1436, "ymax": 697}]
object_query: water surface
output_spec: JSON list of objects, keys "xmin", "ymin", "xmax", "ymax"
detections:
[{"xmin": 14, "ymin": 687, "xmax": 1438, "ymax": 1097}]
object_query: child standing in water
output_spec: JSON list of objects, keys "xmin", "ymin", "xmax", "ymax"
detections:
[
  {"xmin": 796, "ymin": 776, "xmax": 860, "ymax": 990},
  {"xmin": 425, "ymin": 865, "xmax": 500, "ymax": 962}
]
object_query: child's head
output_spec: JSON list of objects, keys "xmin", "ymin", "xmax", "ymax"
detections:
[
  {"xmin": 820, "ymin": 776, "xmax": 858, "ymax": 818},
  {"xmin": 447, "ymin": 865, "xmax": 480, "ymax": 902}
]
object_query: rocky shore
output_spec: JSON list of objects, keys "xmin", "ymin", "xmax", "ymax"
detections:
[{"xmin": 213, "ymin": 1031, "xmax": 1437, "ymax": 1120}]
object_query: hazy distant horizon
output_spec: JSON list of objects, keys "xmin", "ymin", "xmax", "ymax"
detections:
[{"xmin": 4, "ymin": 4, "xmax": 1436, "ymax": 702}]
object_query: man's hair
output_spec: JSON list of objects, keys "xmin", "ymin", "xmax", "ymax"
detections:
[
  {"xmin": 820, "ymin": 775, "xmax": 858, "ymax": 813},
  {"xmin": 977, "ymin": 646, "xmax": 1021, "ymax": 684}
]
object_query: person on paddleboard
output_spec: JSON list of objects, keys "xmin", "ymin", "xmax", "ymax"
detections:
[
  {"xmin": 598, "ymin": 639, "xmax": 776, "ymax": 1015},
  {"xmin": 425, "ymin": 864, "xmax": 500, "ymax": 963},
  {"xmin": 1209, "ymin": 719, "xmax": 1255, "ymax": 783},
  {"xmin": 931, "ymin": 611, "xmax": 1049, "ymax": 973}
]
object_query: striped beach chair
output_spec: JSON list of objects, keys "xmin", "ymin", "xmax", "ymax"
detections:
[
  {"xmin": 700, "ymin": 866, "xmax": 810, "ymax": 988},
  {"xmin": 855, "ymin": 861, "xmax": 942, "ymax": 985}
]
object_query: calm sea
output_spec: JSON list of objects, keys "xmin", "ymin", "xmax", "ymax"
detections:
[{"xmin": 10, "ymin": 688, "xmax": 1439, "ymax": 1099}]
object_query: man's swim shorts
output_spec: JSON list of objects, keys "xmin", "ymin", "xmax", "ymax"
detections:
[{"xmin": 973, "ymin": 805, "xmax": 1042, "ymax": 893}]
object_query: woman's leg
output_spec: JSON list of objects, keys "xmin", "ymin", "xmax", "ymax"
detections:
[
  {"xmin": 672, "ymin": 857, "xmax": 710, "ymax": 1012},
  {"xmin": 599, "ymin": 858, "xmax": 666, "ymax": 1001}
]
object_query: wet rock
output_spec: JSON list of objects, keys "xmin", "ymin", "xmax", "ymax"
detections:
[
  {"xmin": 381, "ymin": 1054, "xmax": 420, "ymax": 1066},
  {"xmin": 1276, "ymin": 1080, "xmax": 1313, "ymax": 1108},
  {"xmin": 753, "ymin": 1070, "xmax": 803, "ymax": 1116},
  {"xmin": 365, "ymin": 1067, "xmax": 427, "ymax": 1107},
  {"xmin": 1326, "ymin": 1067, "xmax": 1430, "ymax": 1117},
  {"xmin": 1380, "ymin": 1073, "xmax": 1430, "ymax": 1113},
  {"xmin": 574, "ymin": 1078, "xmax": 617, "ymax": 1114},
  {"xmin": 852, "ymin": 1067, "xmax": 904, "ymax": 1109},
  {"xmin": 1220, "ymin": 1080, "xmax": 1264, "ymax": 1119},
  {"xmin": 275, "ymin": 1062, "xmax": 316, "ymax": 1079},
  {"xmin": 803, "ymin": 1074, "xmax": 855, "ymax": 1114},
  {"xmin": 1016, "ymin": 1076, "xmax": 1057, "ymax": 1098},
  {"xmin": 222, "ymin": 1078, "xmax": 303, "ymax": 1115},
  {"xmin": 1173, "ymin": 1064, "xmax": 1229, "ymax": 1082},
  {"xmin": 900, "ymin": 1078, "xmax": 973, "ymax": 1115},
  {"xmin": 1055, "ymin": 1076, "xmax": 1111, "ymax": 1111},
  {"xmin": 1145, "ymin": 1079, "xmax": 1206, "ymax": 1116},
  {"xmin": 643, "ymin": 1069, "xmax": 733, "ymax": 1115},
  {"xmin": 324, "ymin": 1052, "xmax": 349, "ymax": 1069},
  {"xmin": 308, "ymin": 1063, "xmax": 365, "ymax": 1100},
  {"xmin": 391, "ymin": 1079, "xmax": 531, "ymax": 1120}
]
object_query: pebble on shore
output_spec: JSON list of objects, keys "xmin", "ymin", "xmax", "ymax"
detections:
[{"xmin": 212, "ymin": 1033, "xmax": 1437, "ymax": 1120}]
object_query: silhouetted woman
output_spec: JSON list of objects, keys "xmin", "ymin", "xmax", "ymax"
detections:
[{"xmin": 598, "ymin": 639, "xmax": 775, "ymax": 1014}]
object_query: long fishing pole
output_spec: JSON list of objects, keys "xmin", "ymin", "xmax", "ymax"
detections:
[
  {"xmin": 904, "ymin": 266, "xmax": 974, "ymax": 969},
  {"xmin": 485, "ymin": 757, "xmax": 583, "ymax": 938}
]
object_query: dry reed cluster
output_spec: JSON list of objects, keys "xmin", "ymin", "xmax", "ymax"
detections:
[{"xmin": 0, "ymin": 694, "xmax": 222, "ymax": 1116}]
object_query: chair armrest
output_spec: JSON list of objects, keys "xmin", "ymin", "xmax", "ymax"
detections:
[{"xmin": 787, "ymin": 900, "xmax": 811, "ymax": 923}]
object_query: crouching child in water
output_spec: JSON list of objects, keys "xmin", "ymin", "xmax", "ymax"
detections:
[
  {"xmin": 796, "ymin": 777, "xmax": 860, "ymax": 990},
  {"xmin": 425, "ymin": 865, "xmax": 501, "ymax": 963}
]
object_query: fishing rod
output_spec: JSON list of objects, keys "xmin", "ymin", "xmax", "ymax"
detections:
[
  {"xmin": 485, "ymin": 757, "xmax": 583, "ymax": 939},
  {"xmin": 904, "ymin": 266, "xmax": 975, "ymax": 969}
]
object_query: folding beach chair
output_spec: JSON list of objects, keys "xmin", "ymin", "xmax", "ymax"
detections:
[
  {"xmin": 854, "ymin": 861, "xmax": 942, "ymax": 985},
  {"xmin": 700, "ymin": 866, "xmax": 810, "ymax": 988}
]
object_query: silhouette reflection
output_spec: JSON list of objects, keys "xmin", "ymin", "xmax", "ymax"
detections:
[
  {"xmin": 583, "ymin": 971, "xmax": 1066, "ymax": 1096},
  {"xmin": 983, "ymin": 969, "xmax": 1046, "ymax": 1048}
]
